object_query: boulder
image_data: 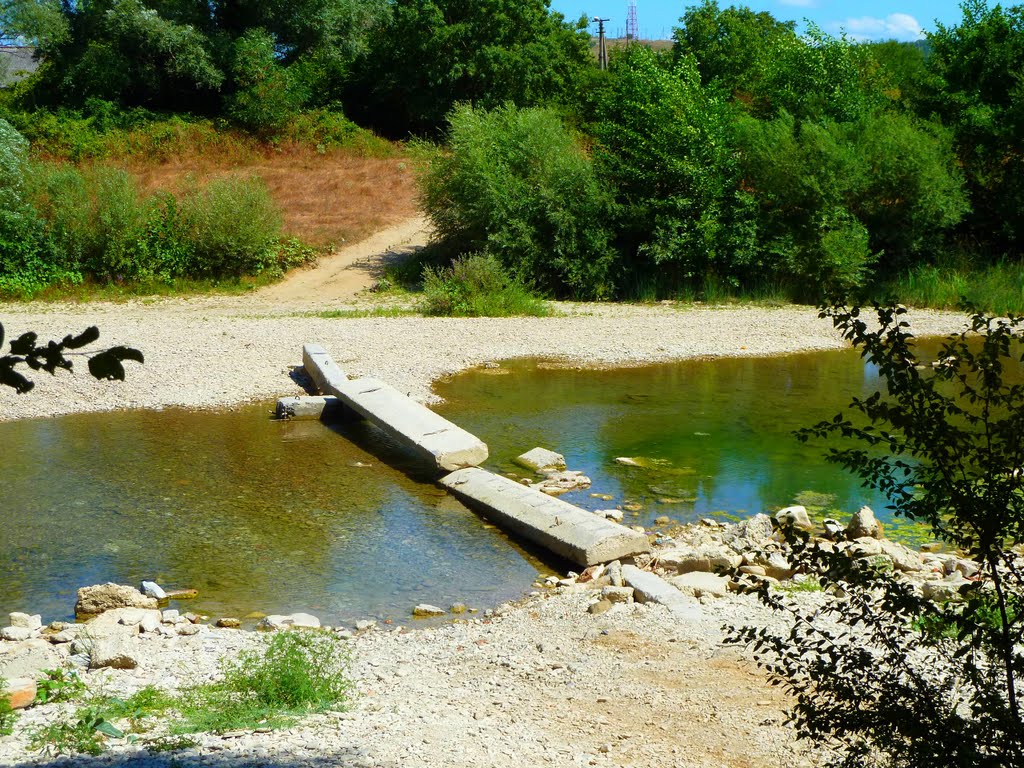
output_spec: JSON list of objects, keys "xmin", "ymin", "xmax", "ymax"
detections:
[
  {"xmin": 922, "ymin": 578, "xmax": 969, "ymax": 603},
  {"xmin": 89, "ymin": 635, "xmax": 139, "ymax": 670},
  {"xmin": 606, "ymin": 560, "xmax": 624, "ymax": 588},
  {"xmin": 85, "ymin": 608, "xmax": 162, "ymax": 638},
  {"xmin": 670, "ymin": 572, "xmax": 730, "ymax": 599},
  {"xmin": 597, "ymin": 509, "xmax": 624, "ymax": 523},
  {"xmin": 76, "ymin": 584, "xmax": 157, "ymax": 617},
  {"xmin": 1, "ymin": 627, "xmax": 33, "ymax": 642},
  {"xmin": 0, "ymin": 638, "xmax": 64, "ymax": 681},
  {"xmin": 215, "ymin": 618, "xmax": 242, "ymax": 629},
  {"xmin": 139, "ymin": 613, "xmax": 162, "ymax": 634},
  {"xmin": 724, "ymin": 514, "xmax": 776, "ymax": 549},
  {"xmin": 3, "ymin": 678, "xmax": 36, "ymax": 710},
  {"xmin": 533, "ymin": 470, "xmax": 591, "ymax": 495},
  {"xmin": 822, "ymin": 518, "xmax": 845, "ymax": 539},
  {"xmin": 758, "ymin": 552, "xmax": 795, "ymax": 580},
  {"xmin": 658, "ymin": 546, "xmax": 743, "ymax": 574},
  {"xmin": 513, "ymin": 448, "xmax": 566, "ymax": 473},
  {"xmin": 879, "ymin": 540, "xmax": 924, "ymax": 573},
  {"xmin": 775, "ymin": 506, "xmax": 814, "ymax": 532},
  {"xmin": 8, "ymin": 613, "xmax": 42, "ymax": 631},
  {"xmin": 587, "ymin": 600, "xmax": 613, "ymax": 615},
  {"xmin": 847, "ymin": 506, "xmax": 884, "ymax": 540}
]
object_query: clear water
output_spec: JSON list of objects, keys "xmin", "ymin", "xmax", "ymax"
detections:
[{"xmin": 0, "ymin": 345, "xmax": 945, "ymax": 625}]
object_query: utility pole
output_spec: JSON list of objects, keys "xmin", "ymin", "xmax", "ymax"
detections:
[
  {"xmin": 593, "ymin": 17, "xmax": 609, "ymax": 71},
  {"xmin": 626, "ymin": 0, "xmax": 639, "ymax": 44}
]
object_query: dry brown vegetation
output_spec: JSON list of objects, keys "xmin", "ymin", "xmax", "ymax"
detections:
[{"xmin": 123, "ymin": 145, "xmax": 419, "ymax": 248}]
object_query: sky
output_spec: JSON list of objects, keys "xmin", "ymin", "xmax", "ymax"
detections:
[{"xmin": 549, "ymin": 1, "xmax": 967, "ymax": 42}]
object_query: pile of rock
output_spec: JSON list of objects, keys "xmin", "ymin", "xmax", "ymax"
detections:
[
  {"xmin": 538, "ymin": 504, "xmax": 992, "ymax": 616},
  {"xmin": 511, "ymin": 447, "xmax": 592, "ymax": 496}
]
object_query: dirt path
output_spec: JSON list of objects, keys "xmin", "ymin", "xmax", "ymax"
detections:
[{"xmin": 258, "ymin": 216, "xmax": 431, "ymax": 303}]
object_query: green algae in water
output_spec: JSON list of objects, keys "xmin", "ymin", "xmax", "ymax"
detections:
[
  {"xmin": 0, "ymin": 405, "xmax": 553, "ymax": 625},
  {"xmin": 433, "ymin": 348, "xmax": 929, "ymax": 538}
]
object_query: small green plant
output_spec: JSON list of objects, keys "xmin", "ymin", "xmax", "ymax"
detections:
[
  {"xmin": 421, "ymin": 254, "xmax": 549, "ymax": 318},
  {"xmin": 176, "ymin": 630, "xmax": 352, "ymax": 734},
  {"xmin": 35, "ymin": 669, "xmax": 86, "ymax": 705},
  {"xmin": 0, "ymin": 678, "xmax": 17, "ymax": 736},
  {"xmin": 29, "ymin": 704, "xmax": 124, "ymax": 757}
]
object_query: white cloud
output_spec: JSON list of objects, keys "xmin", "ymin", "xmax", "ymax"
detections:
[{"xmin": 830, "ymin": 13, "xmax": 924, "ymax": 41}]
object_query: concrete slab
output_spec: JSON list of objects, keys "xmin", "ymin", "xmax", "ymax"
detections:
[
  {"xmin": 303, "ymin": 344, "xmax": 488, "ymax": 472},
  {"xmin": 440, "ymin": 468, "xmax": 651, "ymax": 567},
  {"xmin": 622, "ymin": 565, "xmax": 703, "ymax": 620},
  {"xmin": 275, "ymin": 396, "xmax": 349, "ymax": 421}
]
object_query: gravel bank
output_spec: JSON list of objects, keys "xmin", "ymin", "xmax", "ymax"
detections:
[
  {"xmin": 0, "ymin": 298, "xmax": 968, "ymax": 422},
  {"xmin": 0, "ymin": 587, "xmax": 818, "ymax": 768}
]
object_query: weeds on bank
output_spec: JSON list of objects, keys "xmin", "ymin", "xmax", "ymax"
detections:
[
  {"xmin": 421, "ymin": 254, "xmax": 550, "ymax": 317},
  {"xmin": 19, "ymin": 631, "xmax": 352, "ymax": 757},
  {"xmin": 175, "ymin": 630, "xmax": 352, "ymax": 734},
  {"xmin": 0, "ymin": 679, "xmax": 16, "ymax": 736}
]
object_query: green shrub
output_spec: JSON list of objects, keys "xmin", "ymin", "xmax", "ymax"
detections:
[
  {"xmin": 227, "ymin": 29, "xmax": 301, "ymax": 135},
  {"xmin": 421, "ymin": 104, "xmax": 615, "ymax": 299},
  {"xmin": 179, "ymin": 176, "xmax": 282, "ymax": 276},
  {"xmin": 421, "ymin": 253, "xmax": 549, "ymax": 317},
  {"xmin": 177, "ymin": 630, "xmax": 352, "ymax": 733}
]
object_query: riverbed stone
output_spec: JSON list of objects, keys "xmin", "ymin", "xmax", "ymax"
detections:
[
  {"xmin": 8, "ymin": 613, "xmax": 42, "ymax": 631},
  {"xmin": 161, "ymin": 610, "xmax": 180, "ymax": 624},
  {"xmin": 89, "ymin": 636, "xmax": 139, "ymax": 670},
  {"xmin": 622, "ymin": 565, "xmax": 702, "ymax": 620},
  {"xmin": 1, "ymin": 627, "xmax": 32, "ymax": 642},
  {"xmin": 597, "ymin": 509, "xmax": 624, "ymax": 523},
  {"xmin": 216, "ymin": 618, "xmax": 242, "ymax": 629},
  {"xmin": 587, "ymin": 600, "xmax": 613, "ymax": 615},
  {"xmin": 76, "ymin": 583, "xmax": 158, "ymax": 617},
  {"xmin": 670, "ymin": 572, "xmax": 730, "ymax": 599},
  {"xmin": 847, "ymin": 506, "xmax": 884, "ymax": 539},
  {"xmin": 775, "ymin": 506, "xmax": 813, "ymax": 532},
  {"xmin": 256, "ymin": 614, "xmax": 322, "ymax": 631},
  {"xmin": 723, "ymin": 513, "xmax": 776, "ymax": 549},
  {"xmin": 878, "ymin": 540, "xmax": 924, "ymax": 573},
  {"xmin": 659, "ymin": 546, "xmax": 743, "ymax": 574},
  {"xmin": 412, "ymin": 604, "xmax": 445, "ymax": 617},
  {"xmin": 601, "ymin": 586, "xmax": 634, "ymax": 604},
  {"xmin": 139, "ymin": 613, "xmax": 161, "ymax": 634},
  {"xmin": 513, "ymin": 448, "xmax": 566, "ymax": 473},
  {"xmin": 140, "ymin": 581, "xmax": 167, "ymax": 600},
  {"xmin": 3, "ymin": 678, "xmax": 36, "ymax": 710}
]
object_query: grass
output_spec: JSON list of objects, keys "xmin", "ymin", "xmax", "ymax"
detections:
[
  {"xmin": 0, "ymin": 679, "xmax": 16, "ymax": 736},
  {"xmin": 882, "ymin": 259, "xmax": 1024, "ymax": 315},
  {"xmin": 20, "ymin": 631, "xmax": 352, "ymax": 757}
]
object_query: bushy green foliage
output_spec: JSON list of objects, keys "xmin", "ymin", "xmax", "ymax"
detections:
[
  {"xmin": 227, "ymin": 29, "xmax": 301, "ymax": 134},
  {"xmin": 177, "ymin": 630, "xmax": 352, "ymax": 733},
  {"xmin": 179, "ymin": 177, "xmax": 282, "ymax": 277},
  {"xmin": 421, "ymin": 253, "xmax": 549, "ymax": 317},
  {"xmin": 421, "ymin": 104, "xmax": 615, "ymax": 298},
  {"xmin": 592, "ymin": 45, "xmax": 755, "ymax": 293},
  {"xmin": 351, "ymin": 0, "xmax": 592, "ymax": 136},
  {"xmin": 34, "ymin": 669, "xmax": 86, "ymax": 705},
  {"xmin": 735, "ymin": 110, "xmax": 967, "ymax": 296},
  {"xmin": 924, "ymin": 1, "xmax": 1024, "ymax": 255}
]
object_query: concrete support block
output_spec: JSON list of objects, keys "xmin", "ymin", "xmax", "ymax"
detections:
[
  {"xmin": 303, "ymin": 343, "xmax": 488, "ymax": 472},
  {"xmin": 622, "ymin": 565, "xmax": 702, "ymax": 620},
  {"xmin": 440, "ymin": 468, "xmax": 651, "ymax": 567},
  {"xmin": 275, "ymin": 396, "xmax": 349, "ymax": 421}
]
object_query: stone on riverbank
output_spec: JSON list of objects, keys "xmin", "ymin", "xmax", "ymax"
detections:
[
  {"xmin": 671, "ymin": 572, "xmax": 730, "ymax": 599},
  {"xmin": 256, "ymin": 614, "xmax": 322, "ymax": 631},
  {"xmin": 3, "ymin": 678, "xmax": 36, "ymax": 710},
  {"xmin": 140, "ymin": 581, "xmax": 167, "ymax": 600},
  {"xmin": 621, "ymin": 565, "xmax": 702, "ymax": 620},
  {"xmin": 89, "ymin": 635, "xmax": 139, "ymax": 670},
  {"xmin": 412, "ymin": 604, "xmax": 446, "ymax": 617},
  {"xmin": 8, "ymin": 613, "xmax": 42, "ymax": 631},
  {"xmin": 76, "ymin": 584, "xmax": 158, "ymax": 617},
  {"xmin": 847, "ymin": 506, "xmax": 884, "ymax": 539},
  {"xmin": 775, "ymin": 506, "xmax": 813, "ymax": 532},
  {"xmin": 513, "ymin": 448, "xmax": 566, "ymax": 473}
]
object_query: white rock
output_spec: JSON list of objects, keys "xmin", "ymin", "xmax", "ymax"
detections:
[
  {"xmin": 355, "ymin": 620, "xmax": 376, "ymax": 632},
  {"xmin": 1, "ymin": 627, "xmax": 32, "ymax": 642},
  {"xmin": 513, "ymin": 447, "xmax": 566, "ymax": 473},
  {"xmin": 161, "ymin": 609, "xmax": 180, "ymax": 624},
  {"xmin": 8, "ymin": 613, "xmax": 42, "ymax": 631},
  {"xmin": 140, "ymin": 581, "xmax": 168, "ymax": 600},
  {"xmin": 289, "ymin": 613, "xmax": 321, "ymax": 629},
  {"xmin": 139, "ymin": 613, "xmax": 162, "ymax": 634},
  {"xmin": 597, "ymin": 509, "xmax": 624, "ymax": 522},
  {"xmin": 775, "ymin": 505, "xmax": 813, "ymax": 531},
  {"xmin": 89, "ymin": 636, "xmax": 139, "ymax": 670},
  {"xmin": 600, "ymin": 586, "xmax": 634, "ymax": 603},
  {"xmin": 847, "ymin": 506, "xmax": 884, "ymax": 539},
  {"xmin": 670, "ymin": 572, "xmax": 730, "ymax": 599}
]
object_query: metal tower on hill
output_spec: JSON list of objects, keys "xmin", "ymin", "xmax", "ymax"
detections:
[{"xmin": 625, "ymin": 0, "xmax": 639, "ymax": 42}]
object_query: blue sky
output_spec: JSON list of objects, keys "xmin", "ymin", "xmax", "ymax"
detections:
[{"xmin": 549, "ymin": 1, "xmax": 967, "ymax": 41}]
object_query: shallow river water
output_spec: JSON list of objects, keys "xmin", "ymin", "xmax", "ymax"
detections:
[{"xmin": 1, "ymin": 346, "xmax": 922, "ymax": 625}]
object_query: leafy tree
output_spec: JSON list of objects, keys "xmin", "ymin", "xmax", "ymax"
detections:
[
  {"xmin": 591, "ymin": 44, "xmax": 756, "ymax": 294},
  {"xmin": 672, "ymin": 0, "xmax": 796, "ymax": 95},
  {"xmin": 350, "ymin": 0, "xmax": 592, "ymax": 136},
  {"xmin": 0, "ymin": 322, "xmax": 143, "ymax": 393},
  {"xmin": 730, "ymin": 305, "xmax": 1024, "ymax": 767},
  {"xmin": 735, "ymin": 110, "xmax": 967, "ymax": 296},
  {"xmin": 923, "ymin": 0, "xmax": 1024, "ymax": 255},
  {"xmin": 421, "ymin": 103, "xmax": 615, "ymax": 298}
]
